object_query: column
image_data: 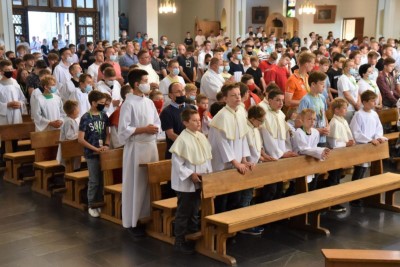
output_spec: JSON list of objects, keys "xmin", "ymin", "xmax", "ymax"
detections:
[{"xmin": 0, "ymin": 0, "xmax": 15, "ymax": 50}]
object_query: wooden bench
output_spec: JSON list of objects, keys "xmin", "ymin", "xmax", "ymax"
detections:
[
  {"xmin": 30, "ymin": 130, "xmax": 64, "ymax": 197},
  {"xmin": 196, "ymin": 143, "xmax": 397, "ymax": 265},
  {"xmin": 377, "ymin": 108, "xmax": 398, "ymax": 133},
  {"xmin": 1, "ymin": 122, "xmax": 35, "ymax": 185},
  {"xmin": 140, "ymin": 160, "xmax": 176, "ymax": 244},
  {"xmin": 60, "ymin": 140, "xmax": 88, "ymax": 210},
  {"xmin": 100, "ymin": 148, "xmax": 123, "ymax": 224},
  {"xmin": 321, "ymin": 249, "xmax": 400, "ymax": 267}
]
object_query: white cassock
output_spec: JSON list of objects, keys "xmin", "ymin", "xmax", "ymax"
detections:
[
  {"xmin": 170, "ymin": 129, "xmax": 212, "ymax": 192},
  {"xmin": 87, "ymin": 63, "xmax": 100, "ymax": 83},
  {"xmin": 137, "ymin": 63, "xmax": 160, "ymax": 84},
  {"xmin": 69, "ymin": 88, "xmax": 91, "ymax": 118},
  {"xmin": 159, "ymin": 75, "xmax": 185, "ymax": 108},
  {"xmin": 245, "ymin": 121, "xmax": 262, "ymax": 164},
  {"xmin": 53, "ymin": 61, "xmax": 72, "ymax": 86},
  {"xmin": 30, "ymin": 88, "xmax": 61, "ymax": 119},
  {"xmin": 56, "ymin": 117, "xmax": 80, "ymax": 170},
  {"xmin": 31, "ymin": 93, "xmax": 66, "ymax": 132},
  {"xmin": 96, "ymin": 80, "xmax": 121, "ymax": 116},
  {"xmin": 208, "ymin": 106, "xmax": 250, "ymax": 172},
  {"xmin": 61, "ymin": 79, "xmax": 79, "ymax": 102},
  {"xmin": 327, "ymin": 115, "xmax": 354, "ymax": 149},
  {"xmin": 0, "ymin": 79, "xmax": 27, "ymax": 125},
  {"xmin": 118, "ymin": 93, "xmax": 161, "ymax": 228},
  {"xmin": 350, "ymin": 109, "xmax": 386, "ymax": 144},
  {"xmin": 293, "ymin": 128, "xmax": 326, "ymax": 182},
  {"xmin": 259, "ymin": 105, "xmax": 291, "ymax": 159},
  {"xmin": 200, "ymin": 69, "xmax": 224, "ymax": 106}
]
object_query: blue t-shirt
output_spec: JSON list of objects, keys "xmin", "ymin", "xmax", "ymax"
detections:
[
  {"xmin": 298, "ymin": 93, "xmax": 328, "ymax": 144},
  {"xmin": 79, "ymin": 111, "xmax": 110, "ymax": 158}
]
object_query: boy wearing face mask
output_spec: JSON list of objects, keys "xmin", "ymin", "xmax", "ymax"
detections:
[
  {"xmin": 96, "ymin": 67, "xmax": 121, "ymax": 114},
  {"xmin": 69, "ymin": 73, "xmax": 93, "ymax": 117},
  {"xmin": 62, "ymin": 63, "xmax": 82, "ymax": 102},
  {"xmin": 31, "ymin": 75, "xmax": 65, "ymax": 131},
  {"xmin": 0, "ymin": 60, "xmax": 27, "ymax": 126},
  {"xmin": 78, "ymin": 90, "xmax": 110, "ymax": 218},
  {"xmin": 159, "ymin": 60, "xmax": 186, "ymax": 108},
  {"xmin": 118, "ymin": 69, "xmax": 160, "ymax": 236},
  {"xmin": 184, "ymin": 83, "xmax": 197, "ymax": 105}
]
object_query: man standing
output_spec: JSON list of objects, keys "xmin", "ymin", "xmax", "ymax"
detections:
[
  {"xmin": 195, "ymin": 29, "xmax": 206, "ymax": 47},
  {"xmin": 177, "ymin": 46, "xmax": 197, "ymax": 84},
  {"xmin": 137, "ymin": 50, "xmax": 160, "ymax": 89},
  {"xmin": 119, "ymin": 44, "xmax": 138, "ymax": 82},
  {"xmin": 200, "ymin": 58, "xmax": 224, "ymax": 106}
]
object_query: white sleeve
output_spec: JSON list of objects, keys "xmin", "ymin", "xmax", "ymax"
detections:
[
  {"xmin": 172, "ymin": 153, "xmax": 194, "ymax": 181},
  {"xmin": 350, "ymin": 113, "xmax": 371, "ymax": 143},
  {"xmin": 117, "ymin": 102, "xmax": 135, "ymax": 143},
  {"xmin": 293, "ymin": 130, "xmax": 325, "ymax": 160},
  {"xmin": 64, "ymin": 119, "xmax": 78, "ymax": 140},
  {"xmin": 260, "ymin": 127, "xmax": 285, "ymax": 159}
]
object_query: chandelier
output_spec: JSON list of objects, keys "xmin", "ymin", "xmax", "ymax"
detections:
[
  {"xmin": 298, "ymin": 0, "xmax": 316, "ymax": 15},
  {"xmin": 159, "ymin": 0, "xmax": 177, "ymax": 14}
]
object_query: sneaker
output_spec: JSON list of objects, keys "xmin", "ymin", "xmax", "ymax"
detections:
[
  {"xmin": 174, "ymin": 241, "xmax": 195, "ymax": 254},
  {"xmin": 240, "ymin": 226, "xmax": 264, "ymax": 235},
  {"xmin": 88, "ymin": 208, "xmax": 100, "ymax": 218},
  {"xmin": 97, "ymin": 208, "xmax": 102, "ymax": 214},
  {"xmin": 330, "ymin": 204, "xmax": 347, "ymax": 212}
]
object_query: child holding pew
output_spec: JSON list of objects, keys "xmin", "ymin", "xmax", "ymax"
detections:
[
  {"xmin": 326, "ymin": 97, "xmax": 355, "ymax": 212},
  {"xmin": 56, "ymin": 100, "xmax": 81, "ymax": 171},
  {"xmin": 208, "ymin": 82, "xmax": 253, "ymax": 213},
  {"xmin": 170, "ymin": 109, "xmax": 212, "ymax": 254},
  {"xmin": 293, "ymin": 109, "xmax": 330, "ymax": 190},
  {"xmin": 349, "ymin": 90, "xmax": 387, "ymax": 206},
  {"xmin": 78, "ymin": 90, "xmax": 110, "ymax": 218}
]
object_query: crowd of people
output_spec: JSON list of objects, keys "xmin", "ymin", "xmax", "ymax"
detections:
[{"xmin": 0, "ymin": 25, "xmax": 395, "ymax": 254}]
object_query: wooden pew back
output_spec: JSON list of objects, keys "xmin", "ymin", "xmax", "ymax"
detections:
[
  {"xmin": 377, "ymin": 108, "xmax": 398, "ymax": 125},
  {"xmin": 0, "ymin": 122, "xmax": 35, "ymax": 152},
  {"xmin": 157, "ymin": 142, "xmax": 166, "ymax": 161},
  {"xmin": 60, "ymin": 139, "xmax": 84, "ymax": 173},
  {"xmin": 145, "ymin": 160, "xmax": 172, "ymax": 202},
  {"xmin": 30, "ymin": 130, "xmax": 60, "ymax": 161},
  {"xmin": 321, "ymin": 249, "xmax": 400, "ymax": 267},
  {"xmin": 202, "ymin": 143, "xmax": 388, "ymax": 199},
  {"xmin": 100, "ymin": 148, "xmax": 123, "ymax": 185}
]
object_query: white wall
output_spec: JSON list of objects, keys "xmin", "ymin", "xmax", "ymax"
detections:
[
  {"xmin": 0, "ymin": 0, "xmax": 14, "ymax": 50},
  {"xmin": 246, "ymin": 0, "xmax": 284, "ymax": 29},
  {"xmin": 297, "ymin": 0, "xmax": 378, "ymax": 40}
]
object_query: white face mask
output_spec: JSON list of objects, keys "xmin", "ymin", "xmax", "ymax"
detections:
[
  {"xmin": 66, "ymin": 56, "xmax": 74, "ymax": 64},
  {"xmin": 138, "ymin": 83, "xmax": 151, "ymax": 94}
]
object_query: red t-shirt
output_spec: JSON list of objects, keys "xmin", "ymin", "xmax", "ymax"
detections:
[
  {"xmin": 244, "ymin": 92, "xmax": 261, "ymax": 110},
  {"xmin": 265, "ymin": 65, "xmax": 290, "ymax": 93}
]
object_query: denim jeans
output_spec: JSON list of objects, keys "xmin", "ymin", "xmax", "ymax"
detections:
[
  {"xmin": 86, "ymin": 157, "xmax": 104, "ymax": 208},
  {"xmin": 238, "ymin": 189, "xmax": 253, "ymax": 208}
]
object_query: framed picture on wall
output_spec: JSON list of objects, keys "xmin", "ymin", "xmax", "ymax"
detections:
[
  {"xmin": 252, "ymin": 7, "xmax": 269, "ymax": 24},
  {"xmin": 314, "ymin": 5, "xmax": 337, "ymax": 23}
]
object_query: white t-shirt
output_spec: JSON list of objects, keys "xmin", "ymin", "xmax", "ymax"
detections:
[
  {"xmin": 358, "ymin": 78, "xmax": 381, "ymax": 105},
  {"xmin": 337, "ymin": 74, "xmax": 359, "ymax": 111}
]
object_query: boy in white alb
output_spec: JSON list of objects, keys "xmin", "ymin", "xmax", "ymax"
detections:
[
  {"xmin": 293, "ymin": 109, "xmax": 330, "ymax": 190},
  {"xmin": 208, "ymin": 82, "xmax": 253, "ymax": 213},
  {"xmin": 96, "ymin": 67, "xmax": 121, "ymax": 115},
  {"xmin": 118, "ymin": 69, "xmax": 160, "ymax": 236},
  {"xmin": 326, "ymin": 97, "xmax": 355, "ymax": 212},
  {"xmin": 69, "ymin": 73, "xmax": 92, "ymax": 117},
  {"xmin": 31, "ymin": 75, "xmax": 65, "ymax": 132},
  {"xmin": 349, "ymin": 90, "xmax": 387, "ymax": 206},
  {"xmin": 170, "ymin": 109, "xmax": 212, "ymax": 254}
]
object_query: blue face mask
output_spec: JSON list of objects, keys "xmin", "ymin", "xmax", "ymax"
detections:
[
  {"xmin": 237, "ymin": 54, "xmax": 243, "ymax": 60},
  {"xmin": 110, "ymin": 55, "xmax": 117, "ymax": 61},
  {"xmin": 85, "ymin": 85, "xmax": 92, "ymax": 93},
  {"xmin": 368, "ymin": 74, "xmax": 375, "ymax": 80},
  {"xmin": 189, "ymin": 95, "xmax": 196, "ymax": 100},
  {"xmin": 218, "ymin": 66, "xmax": 224, "ymax": 74},
  {"xmin": 172, "ymin": 68, "xmax": 180, "ymax": 76},
  {"xmin": 76, "ymin": 72, "xmax": 82, "ymax": 78},
  {"xmin": 224, "ymin": 66, "xmax": 230, "ymax": 72},
  {"xmin": 349, "ymin": 68, "xmax": 357, "ymax": 75},
  {"xmin": 50, "ymin": 86, "xmax": 57, "ymax": 94}
]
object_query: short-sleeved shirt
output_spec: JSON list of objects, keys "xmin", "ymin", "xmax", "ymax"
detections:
[
  {"xmin": 327, "ymin": 67, "xmax": 342, "ymax": 96},
  {"xmin": 246, "ymin": 67, "xmax": 263, "ymax": 89},
  {"xmin": 184, "ymin": 38, "xmax": 194, "ymax": 46},
  {"xmin": 177, "ymin": 55, "xmax": 196, "ymax": 81},
  {"xmin": 286, "ymin": 70, "xmax": 309, "ymax": 108},
  {"xmin": 160, "ymin": 103, "xmax": 196, "ymax": 159},
  {"xmin": 79, "ymin": 111, "xmax": 109, "ymax": 159},
  {"xmin": 228, "ymin": 61, "xmax": 245, "ymax": 75},
  {"xmin": 298, "ymin": 93, "xmax": 328, "ymax": 143},
  {"xmin": 265, "ymin": 65, "xmax": 289, "ymax": 93},
  {"xmin": 337, "ymin": 74, "xmax": 359, "ymax": 111}
]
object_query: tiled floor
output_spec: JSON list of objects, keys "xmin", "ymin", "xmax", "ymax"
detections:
[{"xmin": 1, "ymin": 167, "xmax": 400, "ymax": 267}]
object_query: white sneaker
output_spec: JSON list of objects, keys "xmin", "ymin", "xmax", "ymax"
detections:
[
  {"xmin": 88, "ymin": 208, "xmax": 100, "ymax": 218},
  {"xmin": 97, "ymin": 207, "xmax": 102, "ymax": 214}
]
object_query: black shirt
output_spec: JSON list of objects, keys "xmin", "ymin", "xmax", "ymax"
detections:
[
  {"xmin": 184, "ymin": 38, "xmax": 194, "ymax": 46},
  {"xmin": 228, "ymin": 61, "xmax": 245, "ymax": 75},
  {"xmin": 246, "ymin": 67, "xmax": 263, "ymax": 88},
  {"xmin": 327, "ymin": 67, "xmax": 342, "ymax": 95},
  {"xmin": 160, "ymin": 104, "xmax": 196, "ymax": 159},
  {"xmin": 376, "ymin": 58, "xmax": 384, "ymax": 72},
  {"xmin": 177, "ymin": 55, "xmax": 196, "ymax": 82}
]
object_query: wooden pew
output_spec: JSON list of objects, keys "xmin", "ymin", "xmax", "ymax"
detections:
[
  {"xmin": 377, "ymin": 107, "xmax": 398, "ymax": 128},
  {"xmin": 100, "ymin": 148, "xmax": 123, "ymax": 224},
  {"xmin": 60, "ymin": 140, "xmax": 88, "ymax": 210},
  {"xmin": 140, "ymin": 160, "xmax": 175, "ymax": 244},
  {"xmin": 321, "ymin": 249, "xmax": 400, "ymax": 267},
  {"xmin": 1, "ymin": 122, "xmax": 35, "ymax": 185},
  {"xmin": 30, "ymin": 130, "xmax": 64, "ymax": 196},
  {"xmin": 196, "ymin": 143, "xmax": 399, "ymax": 265}
]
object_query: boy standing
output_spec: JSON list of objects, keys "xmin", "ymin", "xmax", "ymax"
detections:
[
  {"xmin": 78, "ymin": 91, "xmax": 110, "ymax": 218},
  {"xmin": 118, "ymin": 69, "xmax": 160, "ymax": 236},
  {"xmin": 208, "ymin": 82, "xmax": 252, "ymax": 213},
  {"xmin": 170, "ymin": 109, "xmax": 212, "ymax": 254},
  {"xmin": 350, "ymin": 90, "xmax": 387, "ymax": 206}
]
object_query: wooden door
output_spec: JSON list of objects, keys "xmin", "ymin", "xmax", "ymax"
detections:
[{"xmin": 76, "ymin": 11, "xmax": 99, "ymax": 43}]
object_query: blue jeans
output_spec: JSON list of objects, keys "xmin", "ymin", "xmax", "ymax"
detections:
[
  {"xmin": 86, "ymin": 157, "xmax": 104, "ymax": 208},
  {"xmin": 239, "ymin": 189, "xmax": 253, "ymax": 208}
]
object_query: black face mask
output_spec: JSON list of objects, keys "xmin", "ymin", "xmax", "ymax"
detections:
[
  {"xmin": 3, "ymin": 71, "xmax": 13, "ymax": 79},
  {"xmin": 175, "ymin": 95, "xmax": 186, "ymax": 104},
  {"xmin": 247, "ymin": 51, "xmax": 253, "ymax": 56},
  {"xmin": 97, "ymin": 104, "xmax": 105, "ymax": 112}
]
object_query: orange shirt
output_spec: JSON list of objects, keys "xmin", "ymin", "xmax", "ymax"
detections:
[
  {"xmin": 285, "ymin": 69, "xmax": 310, "ymax": 108},
  {"xmin": 244, "ymin": 92, "xmax": 261, "ymax": 110}
]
